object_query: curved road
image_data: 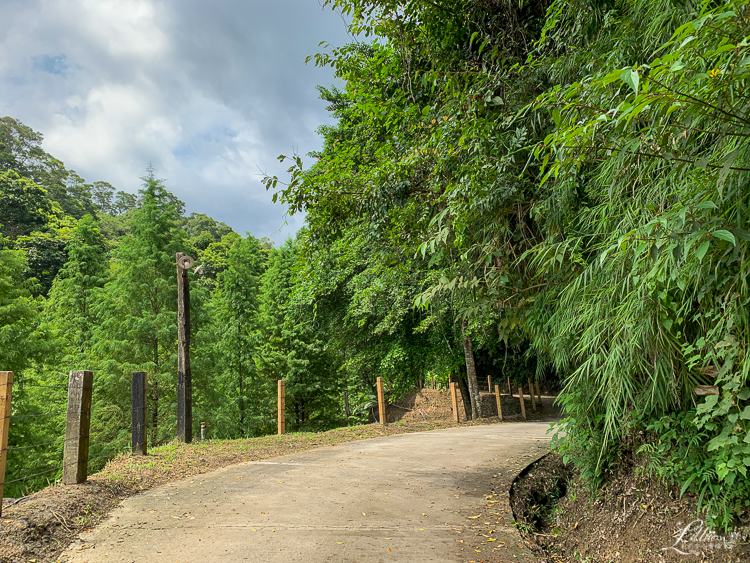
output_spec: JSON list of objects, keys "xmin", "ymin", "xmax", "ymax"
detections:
[{"xmin": 65, "ymin": 422, "xmax": 553, "ymax": 563}]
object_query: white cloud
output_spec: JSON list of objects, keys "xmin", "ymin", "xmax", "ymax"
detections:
[{"xmin": 0, "ymin": 0, "xmax": 350, "ymax": 243}]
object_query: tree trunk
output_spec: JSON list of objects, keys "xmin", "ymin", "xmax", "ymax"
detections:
[
  {"xmin": 152, "ymin": 340, "xmax": 159, "ymax": 444},
  {"xmin": 461, "ymin": 318, "xmax": 481, "ymax": 419},
  {"xmin": 457, "ymin": 373, "xmax": 472, "ymax": 420}
]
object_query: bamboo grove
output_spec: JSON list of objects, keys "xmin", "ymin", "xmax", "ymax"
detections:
[{"xmin": 261, "ymin": 0, "xmax": 750, "ymax": 528}]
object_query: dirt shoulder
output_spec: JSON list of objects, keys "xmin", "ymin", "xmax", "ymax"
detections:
[
  {"xmin": 0, "ymin": 416, "xmax": 527, "ymax": 563},
  {"xmin": 509, "ymin": 453, "xmax": 750, "ymax": 563}
]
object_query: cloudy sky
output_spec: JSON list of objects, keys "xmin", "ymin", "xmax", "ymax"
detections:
[{"xmin": 0, "ymin": 0, "xmax": 354, "ymax": 242}]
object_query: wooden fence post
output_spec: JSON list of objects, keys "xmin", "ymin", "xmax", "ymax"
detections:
[
  {"xmin": 518, "ymin": 386, "xmax": 526, "ymax": 420},
  {"xmin": 277, "ymin": 380, "xmax": 285, "ymax": 435},
  {"xmin": 0, "ymin": 372, "xmax": 13, "ymax": 517},
  {"xmin": 63, "ymin": 370, "xmax": 93, "ymax": 485},
  {"xmin": 487, "ymin": 375, "xmax": 492, "ymax": 394},
  {"xmin": 176, "ymin": 253, "xmax": 193, "ymax": 444},
  {"xmin": 377, "ymin": 377, "xmax": 387, "ymax": 425},
  {"xmin": 494, "ymin": 384, "xmax": 503, "ymax": 421},
  {"xmin": 528, "ymin": 378, "xmax": 537, "ymax": 412},
  {"xmin": 450, "ymin": 382, "xmax": 460, "ymax": 423},
  {"xmin": 536, "ymin": 381, "xmax": 542, "ymax": 405},
  {"xmin": 132, "ymin": 372, "xmax": 147, "ymax": 455},
  {"xmin": 507, "ymin": 377, "xmax": 513, "ymax": 397}
]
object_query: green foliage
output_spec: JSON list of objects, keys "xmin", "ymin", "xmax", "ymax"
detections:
[
  {"xmin": 45, "ymin": 215, "xmax": 109, "ymax": 359},
  {"xmin": 93, "ymin": 169, "xmax": 186, "ymax": 449},
  {"xmin": 260, "ymin": 0, "xmax": 750, "ymax": 528},
  {"xmin": 0, "ymin": 234, "xmax": 47, "ymax": 373},
  {"xmin": 639, "ymin": 411, "xmax": 750, "ymax": 531},
  {"xmin": 6, "ymin": 0, "xmax": 750, "ymax": 532},
  {"xmin": 195, "ymin": 234, "xmax": 268, "ymax": 437}
]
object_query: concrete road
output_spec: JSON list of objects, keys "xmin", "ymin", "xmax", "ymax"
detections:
[{"xmin": 64, "ymin": 422, "xmax": 553, "ymax": 563}]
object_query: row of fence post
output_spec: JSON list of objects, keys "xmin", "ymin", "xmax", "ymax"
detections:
[
  {"xmin": 274, "ymin": 375, "xmax": 543, "ymax": 434},
  {"xmin": 276, "ymin": 377, "xmax": 389, "ymax": 435},
  {"xmin": 2, "ymin": 370, "xmax": 546, "ymax": 512},
  {"xmin": 0, "ymin": 370, "xmax": 93, "ymax": 517},
  {"xmin": 449, "ymin": 377, "xmax": 542, "ymax": 422}
]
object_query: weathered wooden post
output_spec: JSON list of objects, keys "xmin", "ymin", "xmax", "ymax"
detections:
[
  {"xmin": 132, "ymin": 372, "xmax": 147, "ymax": 455},
  {"xmin": 536, "ymin": 381, "xmax": 542, "ymax": 405},
  {"xmin": 0, "ymin": 372, "xmax": 13, "ymax": 516},
  {"xmin": 63, "ymin": 371, "xmax": 93, "ymax": 485},
  {"xmin": 450, "ymin": 382, "xmax": 460, "ymax": 423},
  {"xmin": 528, "ymin": 378, "xmax": 537, "ymax": 412},
  {"xmin": 518, "ymin": 386, "xmax": 526, "ymax": 420},
  {"xmin": 377, "ymin": 377, "xmax": 387, "ymax": 425},
  {"xmin": 277, "ymin": 380, "xmax": 285, "ymax": 435},
  {"xmin": 507, "ymin": 377, "xmax": 512, "ymax": 397},
  {"xmin": 494, "ymin": 384, "xmax": 503, "ymax": 421},
  {"xmin": 177, "ymin": 253, "xmax": 193, "ymax": 443}
]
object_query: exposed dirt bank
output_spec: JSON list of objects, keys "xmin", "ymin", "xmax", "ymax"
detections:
[
  {"xmin": 510, "ymin": 453, "xmax": 750, "ymax": 563},
  {"xmin": 384, "ymin": 387, "xmax": 551, "ymax": 423}
]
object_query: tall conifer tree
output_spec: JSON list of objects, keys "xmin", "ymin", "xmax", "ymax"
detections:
[{"xmin": 94, "ymin": 169, "xmax": 186, "ymax": 444}]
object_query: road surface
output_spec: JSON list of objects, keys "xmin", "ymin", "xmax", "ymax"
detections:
[{"xmin": 64, "ymin": 421, "xmax": 553, "ymax": 562}]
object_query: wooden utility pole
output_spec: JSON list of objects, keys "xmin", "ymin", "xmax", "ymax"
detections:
[
  {"xmin": 132, "ymin": 372, "xmax": 147, "ymax": 455},
  {"xmin": 0, "ymin": 372, "xmax": 13, "ymax": 517},
  {"xmin": 63, "ymin": 371, "xmax": 93, "ymax": 485},
  {"xmin": 494, "ymin": 384, "xmax": 503, "ymax": 421},
  {"xmin": 450, "ymin": 382, "xmax": 460, "ymax": 423},
  {"xmin": 277, "ymin": 380, "xmax": 285, "ymax": 435},
  {"xmin": 377, "ymin": 377, "xmax": 387, "ymax": 425},
  {"xmin": 177, "ymin": 253, "xmax": 193, "ymax": 443}
]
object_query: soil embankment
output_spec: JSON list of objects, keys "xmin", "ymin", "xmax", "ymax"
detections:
[
  {"xmin": 381, "ymin": 387, "xmax": 548, "ymax": 423},
  {"xmin": 509, "ymin": 454, "xmax": 750, "ymax": 563}
]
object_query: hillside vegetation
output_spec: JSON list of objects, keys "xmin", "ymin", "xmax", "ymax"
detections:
[
  {"xmin": 2, "ymin": 0, "xmax": 749, "ymax": 533},
  {"xmin": 263, "ymin": 0, "xmax": 750, "ymax": 530}
]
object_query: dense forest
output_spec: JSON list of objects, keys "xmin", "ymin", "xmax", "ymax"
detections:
[{"xmin": 3, "ymin": 0, "xmax": 750, "ymax": 531}]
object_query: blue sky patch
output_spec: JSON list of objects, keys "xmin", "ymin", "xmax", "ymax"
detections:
[{"xmin": 32, "ymin": 54, "xmax": 68, "ymax": 76}]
